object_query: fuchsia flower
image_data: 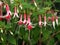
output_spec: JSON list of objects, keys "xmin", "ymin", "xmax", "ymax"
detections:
[
  {"xmin": 52, "ymin": 16, "xmax": 55, "ymax": 29},
  {"xmin": 44, "ymin": 16, "xmax": 47, "ymax": 27},
  {"xmin": 23, "ymin": 13, "xmax": 27, "ymax": 24},
  {"xmin": 5, "ymin": 13, "xmax": 11, "ymax": 21},
  {"xmin": 0, "ymin": 1, "xmax": 3, "ymax": 20},
  {"xmin": 48, "ymin": 17, "xmax": 52, "ymax": 21},
  {"xmin": 6, "ymin": 4, "xmax": 12, "ymax": 15},
  {"xmin": 56, "ymin": 16, "xmax": 58, "ymax": 25},
  {"xmin": 27, "ymin": 15, "xmax": 33, "ymax": 30},
  {"xmin": 13, "ymin": 6, "xmax": 19, "ymax": 18},
  {"xmin": 39, "ymin": 15, "xmax": 42, "ymax": 28},
  {"xmin": 0, "ymin": 7, "xmax": 2, "ymax": 20},
  {"xmin": 18, "ymin": 15, "xmax": 23, "ymax": 25},
  {"xmin": 5, "ymin": 4, "xmax": 12, "ymax": 22}
]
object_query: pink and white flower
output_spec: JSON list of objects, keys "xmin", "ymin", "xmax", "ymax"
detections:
[
  {"xmin": 48, "ymin": 17, "xmax": 52, "ymax": 21},
  {"xmin": 27, "ymin": 15, "xmax": 33, "ymax": 30},
  {"xmin": 13, "ymin": 6, "xmax": 19, "ymax": 18},
  {"xmin": 0, "ymin": 1, "xmax": 3, "ymax": 5},
  {"xmin": 39, "ymin": 15, "xmax": 42, "ymax": 28},
  {"xmin": 44, "ymin": 16, "xmax": 47, "ymax": 27},
  {"xmin": 0, "ymin": 1, "xmax": 3, "ymax": 20},
  {"xmin": 23, "ymin": 13, "xmax": 27, "ymax": 24},
  {"xmin": 5, "ymin": 13, "xmax": 11, "ymax": 22},
  {"xmin": 18, "ymin": 15, "xmax": 23, "ymax": 25},
  {"xmin": 6, "ymin": 4, "xmax": 12, "ymax": 15}
]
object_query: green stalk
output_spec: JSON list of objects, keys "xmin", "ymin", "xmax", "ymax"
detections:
[{"xmin": 28, "ymin": 30, "xmax": 31, "ymax": 45}]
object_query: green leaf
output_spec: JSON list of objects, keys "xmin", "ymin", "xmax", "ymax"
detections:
[
  {"xmin": 42, "ymin": 30, "xmax": 52, "ymax": 41},
  {"xmin": 0, "ymin": 21, "xmax": 5, "ymax": 28},
  {"xmin": 47, "ymin": 38, "xmax": 55, "ymax": 45},
  {"xmin": 23, "ymin": 33, "xmax": 28, "ymax": 41},
  {"xmin": 56, "ymin": 33, "xmax": 60, "ymax": 40},
  {"xmin": 7, "ymin": 35, "xmax": 16, "ymax": 45},
  {"xmin": 5, "ymin": 23, "xmax": 11, "ymax": 29},
  {"xmin": 55, "ymin": 0, "xmax": 60, "ymax": 2}
]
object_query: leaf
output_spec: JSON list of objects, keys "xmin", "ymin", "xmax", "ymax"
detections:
[
  {"xmin": 0, "ymin": 21, "xmax": 5, "ymax": 28},
  {"xmin": 7, "ymin": 35, "xmax": 16, "ymax": 45},
  {"xmin": 5, "ymin": 23, "xmax": 11, "ymax": 29},
  {"xmin": 39, "ymin": 8, "xmax": 46, "ymax": 14},
  {"xmin": 56, "ymin": 33, "xmax": 60, "ymax": 40},
  {"xmin": 55, "ymin": 0, "xmax": 60, "ymax": 2},
  {"xmin": 23, "ymin": 33, "xmax": 28, "ymax": 41},
  {"xmin": 42, "ymin": 30, "xmax": 52, "ymax": 41},
  {"xmin": 43, "ymin": 7, "xmax": 51, "ymax": 10},
  {"xmin": 47, "ymin": 38, "xmax": 55, "ymax": 45}
]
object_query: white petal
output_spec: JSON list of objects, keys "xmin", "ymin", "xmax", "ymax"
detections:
[
  {"xmin": 39, "ymin": 21, "xmax": 42, "ymax": 26},
  {"xmin": 44, "ymin": 21, "xmax": 47, "ymax": 26},
  {"xmin": 7, "ymin": 10, "xmax": 12, "ymax": 15},
  {"xmin": 56, "ymin": 19, "xmax": 58, "ymax": 25},
  {"xmin": 53, "ymin": 21, "xmax": 55, "ymax": 29},
  {"xmin": 13, "ymin": 13, "xmax": 19, "ymax": 18},
  {"xmin": 23, "ymin": 20, "xmax": 26, "ymax": 23}
]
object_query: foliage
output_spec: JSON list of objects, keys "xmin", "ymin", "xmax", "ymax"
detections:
[{"xmin": 0, "ymin": 0, "xmax": 60, "ymax": 45}]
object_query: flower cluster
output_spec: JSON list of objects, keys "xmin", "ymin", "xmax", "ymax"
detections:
[
  {"xmin": 0, "ymin": 3, "xmax": 59, "ymax": 30},
  {"xmin": 39, "ymin": 15, "xmax": 58, "ymax": 29}
]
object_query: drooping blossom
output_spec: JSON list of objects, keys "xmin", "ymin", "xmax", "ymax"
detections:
[
  {"xmin": 5, "ymin": 13, "xmax": 11, "ymax": 22},
  {"xmin": 18, "ymin": 15, "xmax": 23, "ymax": 25},
  {"xmin": 13, "ymin": 6, "xmax": 19, "ymax": 18},
  {"xmin": 39, "ymin": 15, "xmax": 42, "ymax": 28},
  {"xmin": 44, "ymin": 16, "xmax": 47, "ymax": 27},
  {"xmin": 6, "ymin": 4, "xmax": 12, "ymax": 15},
  {"xmin": 48, "ymin": 17, "xmax": 52, "ymax": 21},
  {"xmin": 23, "ymin": 13, "xmax": 27, "ymax": 25},
  {"xmin": 0, "ymin": 1, "xmax": 3, "ymax": 20},
  {"xmin": 27, "ymin": 15, "xmax": 33, "ymax": 30}
]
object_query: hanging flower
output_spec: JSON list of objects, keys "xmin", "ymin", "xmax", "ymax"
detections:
[
  {"xmin": 48, "ymin": 17, "xmax": 52, "ymax": 21},
  {"xmin": 0, "ymin": 2, "xmax": 3, "ymax": 20},
  {"xmin": 52, "ymin": 16, "xmax": 55, "ymax": 29},
  {"xmin": 13, "ymin": 6, "xmax": 19, "ymax": 18},
  {"xmin": 39, "ymin": 15, "xmax": 42, "ymax": 28},
  {"xmin": 5, "ymin": 13, "xmax": 11, "ymax": 22},
  {"xmin": 0, "ymin": 1, "xmax": 3, "ymax": 5},
  {"xmin": 23, "ymin": 13, "xmax": 27, "ymax": 25},
  {"xmin": 44, "ymin": 16, "xmax": 47, "ymax": 27},
  {"xmin": 6, "ymin": 4, "xmax": 12, "ymax": 15},
  {"xmin": 0, "ymin": 16, "xmax": 2, "ymax": 21},
  {"xmin": 56, "ymin": 16, "xmax": 58, "ymax": 26},
  {"xmin": 27, "ymin": 23, "xmax": 33, "ymax": 30},
  {"xmin": 18, "ymin": 15, "xmax": 23, "ymax": 25},
  {"xmin": 27, "ymin": 15, "xmax": 33, "ymax": 30}
]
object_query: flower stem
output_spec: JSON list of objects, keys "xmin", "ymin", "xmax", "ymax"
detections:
[{"xmin": 28, "ymin": 30, "xmax": 31, "ymax": 45}]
